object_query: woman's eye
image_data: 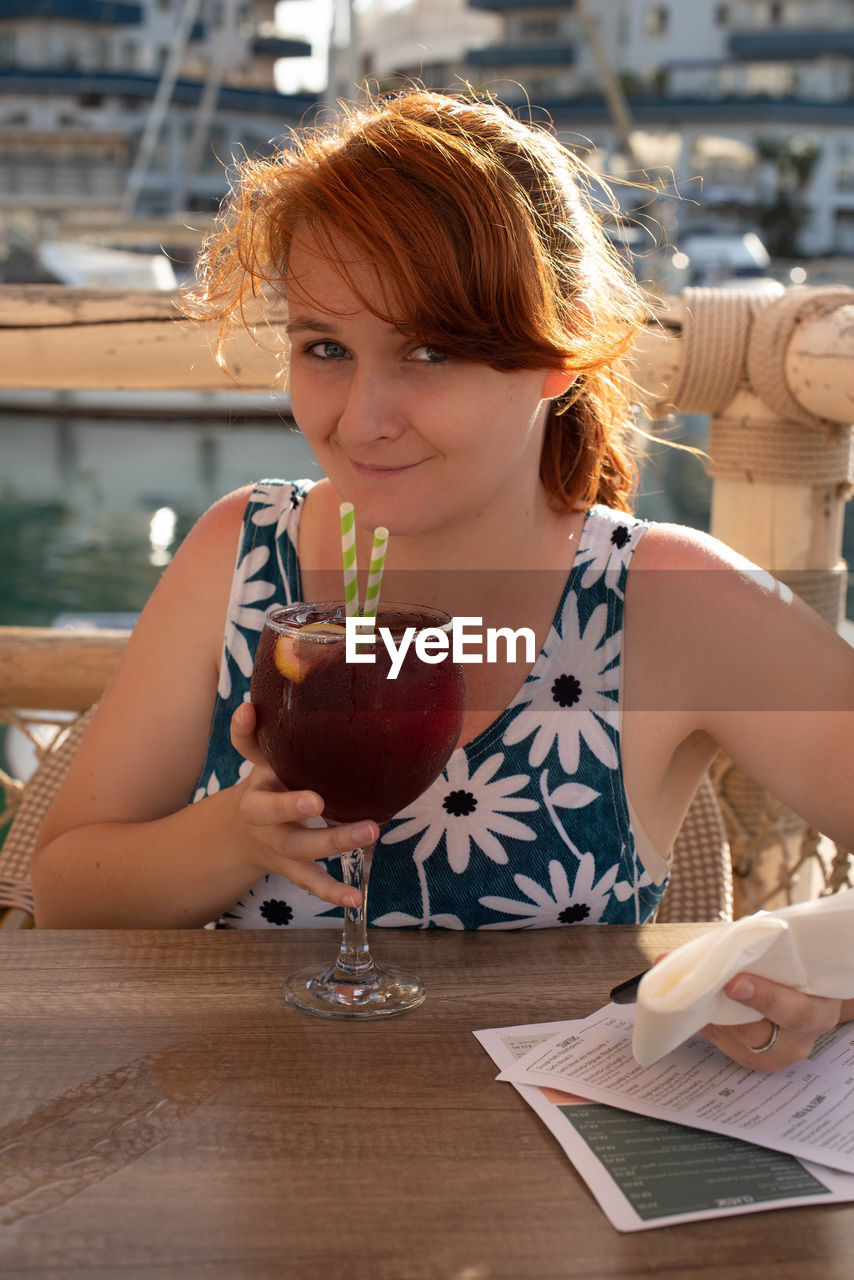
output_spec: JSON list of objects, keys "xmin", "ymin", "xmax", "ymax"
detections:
[
  {"xmin": 410, "ymin": 346, "xmax": 448, "ymax": 364},
  {"xmin": 307, "ymin": 340, "xmax": 349, "ymax": 360}
]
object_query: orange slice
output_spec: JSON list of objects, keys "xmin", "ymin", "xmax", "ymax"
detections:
[{"xmin": 273, "ymin": 621, "xmax": 346, "ymax": 683}]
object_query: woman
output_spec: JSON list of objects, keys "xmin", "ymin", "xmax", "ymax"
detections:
[{"xmin": 31, "ymin": 90, "xmax": 854, "ymax": 1069}]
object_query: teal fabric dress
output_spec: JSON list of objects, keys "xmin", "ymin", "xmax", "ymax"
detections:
[{"xmin": 193, "ymin": 480, "xmax": 669, "ymax": 929}]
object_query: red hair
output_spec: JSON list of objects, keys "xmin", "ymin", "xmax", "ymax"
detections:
[{"xmin": 187, "ymin": 90, "xmax": 647, "ymax": 512}]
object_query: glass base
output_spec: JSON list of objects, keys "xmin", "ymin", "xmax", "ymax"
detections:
[{"xmin": 284, "ymin": 961, "xmax": 426, "ymax": 1019}]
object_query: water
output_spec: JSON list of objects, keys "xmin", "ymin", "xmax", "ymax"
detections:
[
  {"xmin": 0, "ymin": 408, "xmax": 851, "ymax": 626},
  {"xmin": 0, "ymin": 410, "xmax": 322, "ymax": 627}
]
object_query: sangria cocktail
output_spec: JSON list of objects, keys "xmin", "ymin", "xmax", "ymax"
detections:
[{"xmin": 251, "ymin": 601, "xmax": 466, "ymax": 1017}]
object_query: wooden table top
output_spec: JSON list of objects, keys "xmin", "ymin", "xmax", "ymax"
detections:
[{"xmin": 1, "ymin": 924, "xmax": 852, "ymax": 1279}]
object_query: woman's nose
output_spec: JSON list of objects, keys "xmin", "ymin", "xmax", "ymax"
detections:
[{"xmin": 335, "ymin": 365, "xmax": 407, "ymax": 445}]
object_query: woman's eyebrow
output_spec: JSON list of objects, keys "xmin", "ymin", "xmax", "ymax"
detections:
[{"xmin": 285, "ymin": 317, "xmax": 338, "ymax": 335}]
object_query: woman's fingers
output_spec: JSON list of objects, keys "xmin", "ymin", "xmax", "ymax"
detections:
[
  {"xmin": 239, "ymin": 786, "xmax": 377, "ymax": 852},
  {"xmin": 237, "ymin": 781, "xmax": 378, "ymax": 908},
  {"xmin": 230, "ymin": 701, "xmax": 267, "ymax": 766},
  {"xmin": 273, "ymin": 857, "xmax": 362, "ymax": 909},
  {"xmin": 701, "ymin": 972, "xmax": 842, "ymax": 1070}
]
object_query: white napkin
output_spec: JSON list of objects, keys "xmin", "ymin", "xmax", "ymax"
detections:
[{"xmin": 632, "ymin": 892, "xmax": 854, "ymax": 1066}]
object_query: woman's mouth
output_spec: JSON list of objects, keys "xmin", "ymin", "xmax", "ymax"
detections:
[{"xmin": 348, "ymin": 459, "xmax": 425, "ymax": 478}]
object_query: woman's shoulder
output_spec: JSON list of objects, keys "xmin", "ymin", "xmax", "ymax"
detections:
[
  {"xmin": 627, "ymin": 517, "xmax": 760, "ymax": 574},
  {"xmin": 622, "ymin": 518, "xmax": 818, "ymax": 672}
]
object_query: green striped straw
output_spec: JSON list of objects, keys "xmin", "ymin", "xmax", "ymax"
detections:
[
  {"xmin": 362, "ymin": 526, "xmax": 389, "ymax": 620},
  {"xmin": 339, "ymin": 501, "xmax": 359, "ymax": 617}
]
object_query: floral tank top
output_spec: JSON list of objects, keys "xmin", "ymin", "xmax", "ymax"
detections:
[{"xmin": 194, "ymin": 480, "xmax": 669, "ymax": 930}]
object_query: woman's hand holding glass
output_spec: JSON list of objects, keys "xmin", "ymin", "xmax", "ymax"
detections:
[{"xmin": 230, "ymin": 701, "xmax": 376, "ymax": 909}]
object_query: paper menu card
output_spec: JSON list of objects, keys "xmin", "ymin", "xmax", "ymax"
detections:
[
  {"xmin": 475, "ymin": 1017, "xmax": 854, "ymax": 1233},
  {"xmin": 498, "ymin": 1004, "xmax": 854, "ymax": 1174}
]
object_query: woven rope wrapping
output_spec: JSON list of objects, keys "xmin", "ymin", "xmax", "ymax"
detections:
[
  {"xmin": 707, "ymin": 412, "xmax": 854, "ymax": 485},
  {"xmin": 747, "ymin": 285, "xmax": 854, "ymax": 431},
  {"xmin": 775, "ymin": 565, "xmax": 849, "ymax": 628},
  {"xmin": 658, "ymin": 285, "xmax": 854, "ymax": 486},
  {"xmin": 664, "ymin": 287, "xmax": 775, "ymax": 415}
]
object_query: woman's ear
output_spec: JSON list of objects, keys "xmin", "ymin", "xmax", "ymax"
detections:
[{"xmin": 541, "ymin": 368, "xmax": 578, "ymax": 400}]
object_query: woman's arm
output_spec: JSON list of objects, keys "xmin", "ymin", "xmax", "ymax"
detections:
[
  {"xmin": 30, "ymin": 487, "xmax": 375, "ymax": 927},
  {"xmin": 629, "ymin": 523, "xmax": 854, "ymax": 851},
  {"xmin": 630, "ymin": 523, "xmax": 854, "ymax": 1062}
]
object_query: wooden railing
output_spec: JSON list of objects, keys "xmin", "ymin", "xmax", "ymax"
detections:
[{"xmin": 1, "ymin": 281, "xmax": 853, "ymax": 921}]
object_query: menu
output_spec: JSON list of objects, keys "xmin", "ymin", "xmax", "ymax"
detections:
[{"xmin": 475, "ymin": 1009, "xmax": 854, "ymax": 1232}]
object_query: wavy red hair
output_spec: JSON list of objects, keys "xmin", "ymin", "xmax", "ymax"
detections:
[{"xmin": 187, "ymin": 90, "xmax": 647, "ymax": 512}]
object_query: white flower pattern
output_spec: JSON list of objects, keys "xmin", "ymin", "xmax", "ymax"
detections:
[
  {"xmin": 478, "ymin": 854, "xmax": 620, "ymax": 929},
  {"xmin": 220, "ymin": 873, "xmax": 344, "ymax": 929},
  {"xmin": 218, "ymin": 544, "xmax": 276, "ymax": 699},
  {"xmin": 502, "ymin": 589, "xmax": 620, "ymax": 775},
  {"xmin": 571, "ymin": 507, "xmax": 638, "ymax": 599},
  {"xmin": 383, "ymin": 751, "xmax": 538, "ymax": 874}
]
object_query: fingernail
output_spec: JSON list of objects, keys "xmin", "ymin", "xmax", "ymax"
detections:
[
  {"xmin": 350, "ymin": 822, "xmax": 375, "ymax": 844},
  {"xmin": 296, "ymin": 794, "xmax": 319, "ymax": 816},
  {"xmin": 344, "ymin": 892, "xmax": 361, "ymax": 909},
  {"xmin": 234, "ymin": 702, "xmax": 251, "ymax": 725},
  {"xmin": 729, "ymin": 977, "xmax": 755, "ymax": 1001}
]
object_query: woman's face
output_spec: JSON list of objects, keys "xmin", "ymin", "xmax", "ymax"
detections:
[{"xmin": 284, "ymin": 227, "xmax": 572, "ymax": 540}]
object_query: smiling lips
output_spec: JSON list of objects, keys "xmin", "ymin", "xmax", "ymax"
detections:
[{"xmin": 347, "ymin": 458, "xmax": 426, "ymax": 477}]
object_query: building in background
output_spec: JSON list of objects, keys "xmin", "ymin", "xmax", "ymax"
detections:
[
  {"xmin": 0, "ymin": 0, "xmax": 318, "ymax": 277},
  {"xmin": 4, "ymin": 0, "xmax": 854, "ymax": 265},
  {"xmin": 345, "ymin": 0, "xmax": 854, "ymax": 257},
  {"xmin": 353, "ymin": 0, "xmax": 500, "ymax": 93}
]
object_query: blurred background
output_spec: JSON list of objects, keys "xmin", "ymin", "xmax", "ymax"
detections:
[{"xmin": 2, "ymin": 0, "xmax": 853, "ymax": 629}]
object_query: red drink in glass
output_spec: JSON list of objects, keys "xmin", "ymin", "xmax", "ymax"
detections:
[
  {"xmin": 250, "ymin": 600, "xmax": 466, "ymax": 1019},
  {"xmin": 252, "ymin": 602, "xmax": 465, "ymax": 824}
]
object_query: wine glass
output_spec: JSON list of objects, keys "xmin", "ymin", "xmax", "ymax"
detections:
[{"xmin": 251, "ymin": 601, "xmax": 466, "ymax": 1017}]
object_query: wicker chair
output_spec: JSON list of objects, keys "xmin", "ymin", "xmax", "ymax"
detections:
[
  {"xmin": 0, "ymin": 708, "xmax": 95, "ymax": 926},
  {"xmin": 0, "ymin": 629, "xmax": 735, "ymax": 930},
  {"xmin": 0, "ymin": 625, "xmax": 128, "ymax": 927},
  {"xmin": 656, "ymin": 773, "xmax": 733, "ymax": 923}
]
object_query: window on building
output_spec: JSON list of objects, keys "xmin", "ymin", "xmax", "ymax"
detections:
[
  {"xmin": 520, "ymin": 18, "xmax": 560, "ymax": 39},
  {"xmin": 769, "ymin": 1, "xmax": 784, "ymax": 23},
  {"xmin": 717, "ymin": 65, "xmax": 736, "ymax": 94},
  {"xmin": 836, "ymin": 141, "xmax": 854, "ymax": 193},
  {"xmin": 644, "ymin": 5, "xmax": 669, "ymax": 37},
  {"xmin": 746, "ymin": 62, "xmax": 797, "ymax": 95},
  {"xmin": 121, "ymin": 39, "xmax": 137, "ymax": 70}
]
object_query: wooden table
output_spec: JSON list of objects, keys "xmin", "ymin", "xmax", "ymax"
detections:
[{"xmin": 1, "ymin": 925, "xmax": 852, "ymax": 1279}]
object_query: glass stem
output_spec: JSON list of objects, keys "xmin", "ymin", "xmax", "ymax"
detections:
[{"xmin": 332, "ymin": 844, "xmax": 377, "ymax": 978}]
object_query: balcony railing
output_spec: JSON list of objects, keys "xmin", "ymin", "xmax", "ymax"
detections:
[
  {"xmin": 468, "ymin": 0, "xmax": 571, "ymax": 9},
  {"xmin": 0, "ymin": 0, "xmax": 141, "ymax": 22},
  {"xmin": 0, "ymin": 68, "xmax": 318, "ymax": 116},
  {"xmin": 251, "ymin": 35, "xmax": 312, "ymax": 60},
  {"xmin": 465, "ymin": 42, "xmax": 575, "ymax": 69},
  {"xmin": 730, "ymin": 28, "xmax": 854, "ymax": 59}
]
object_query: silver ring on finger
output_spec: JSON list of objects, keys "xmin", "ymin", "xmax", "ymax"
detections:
[{"xmin": 748, "ymin": 1021, "xmax": 780, "ymax": 1055}]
